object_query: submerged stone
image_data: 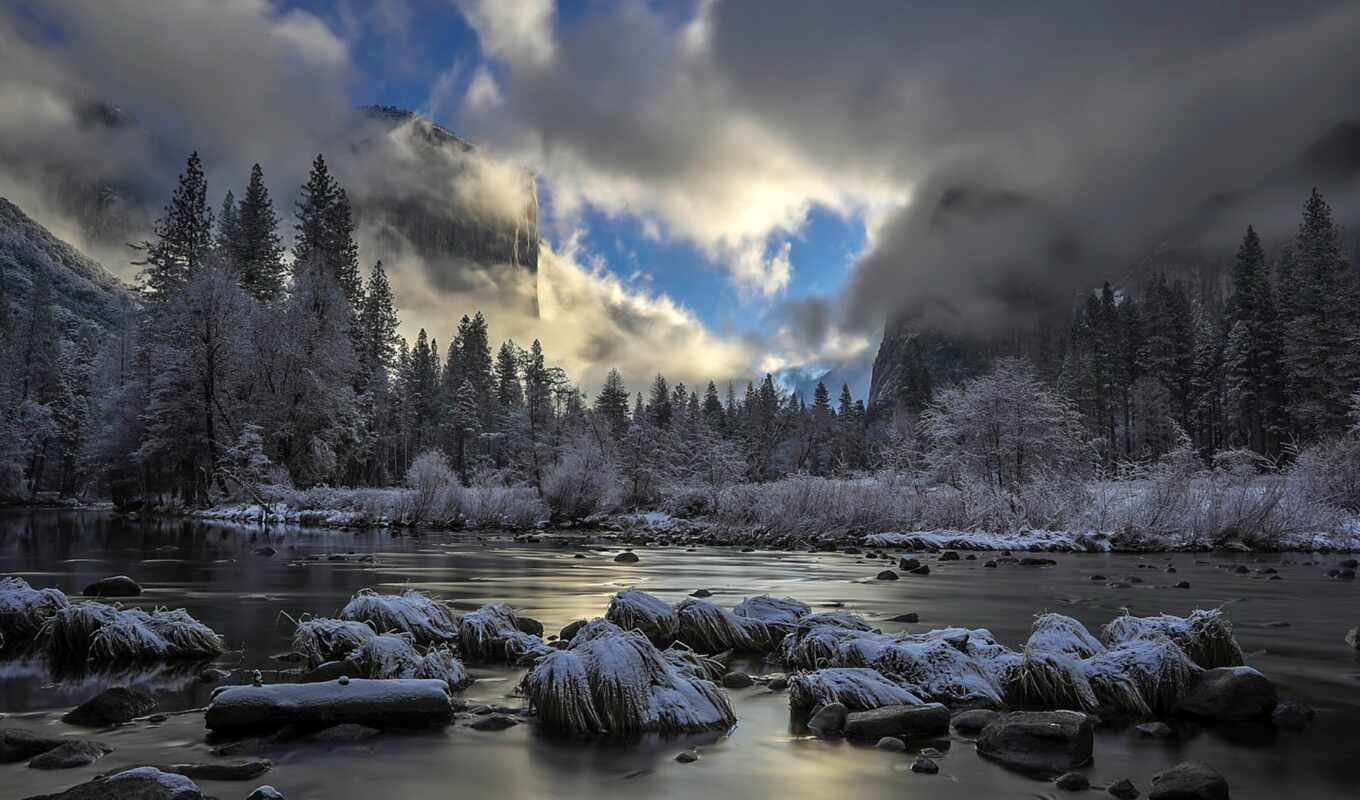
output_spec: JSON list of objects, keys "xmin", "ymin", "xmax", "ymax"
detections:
[
  {"xmin": 976, "ymin": 711, "xmax": 1093, "ymax": 777},
  {"xmin": 63, "ymin": 687, "xmax": 156, "ymax": 727},
  {"xmin": 1148, "ymin": 761, "xmax": 1229, "ymax": 800}
]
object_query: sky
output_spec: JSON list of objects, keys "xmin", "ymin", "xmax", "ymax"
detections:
[{"xmin": 3, "ymin": 0, "xmax": 1360, "ymax": 398}]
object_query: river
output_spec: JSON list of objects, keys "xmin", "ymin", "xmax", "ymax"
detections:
[{"xmin": 2, "ymin": 510, "xmax": 1357, "ymax": 799}]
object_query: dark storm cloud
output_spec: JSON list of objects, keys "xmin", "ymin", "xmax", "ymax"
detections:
[{"xmin": 702, "ymin": 0, "xmax": 1360, "ymax": 333}]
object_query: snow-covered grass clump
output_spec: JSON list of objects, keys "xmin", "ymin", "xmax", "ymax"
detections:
[
  {"xmin": 346, "ymin": 633, "xmax": 472, "ymax": 690},
  {"xmin": 605, "ymin": 589, "xmax": 680, "ymax": 644},
  {"xmin": 42, "ymin": 602, "xmax": 223, "ymax": 664},
  {"xmin": 520, "ymin": 619, "xmax": 736, "ymax": 736},
  {"xmin": 1100, "ymin": 609, "xmax": 1243, "ymax": 669},
  {"xmin": 292, "ymin": 618, "xmax": 379, "ymax": 667},
  {"xmin": 775, "ymin": 609, "xmax": 1242, "ymax": 717},
  {"xmin": 458, "ymin": 603, "xmax": 546, "ymax": 663},
  {"xmin": 605, "ymin": 589, "xmax": 814, "ymax": 653},
  {"xmin": 788, "ymin": 667, "xmax": 923, "ymax": 714},
  {"xmin": 207, "ymin": 482, "xmax": 549, "ymax": 530},
  {"xmin": 340, "ymin": 589, "xmax": 460, "ymax": 645},
  {"xmin": 0, "ymin": 576, "xmax": 69, "ymax": 649}
]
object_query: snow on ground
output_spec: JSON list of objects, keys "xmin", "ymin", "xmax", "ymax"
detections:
[{"xmin": 864, "ymin": 529, "xmax": 1110, "ymax": 552}]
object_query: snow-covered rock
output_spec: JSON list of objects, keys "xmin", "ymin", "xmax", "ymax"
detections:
[
  {"xmin": 339, "ymin": 589, "xmax": 460, "ymax": 645},
  {"xmin": 520, "ymin": 619, "xmax": 736, "ymax": 736}
]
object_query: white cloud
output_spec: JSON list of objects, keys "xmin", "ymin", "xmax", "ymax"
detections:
[{"xmin": 452, "ymin": 0, "xmax": 555, "ymax": 68}]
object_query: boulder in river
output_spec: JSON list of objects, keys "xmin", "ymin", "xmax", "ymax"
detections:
[
  {"xmin": 1107, "ymin": 778, "xmax": 1140, "ymax": 799},
  {"xmin": 559, "ymin": 619, "xmax": 587, "ymax": 642},
  {"xmin": 515, "ymin": 616, "xmax": 545, "ymax": 637},
  {"xmin": 951, "ymin": 709, "xmax": 999, "ymax": 735},
  {"xmin": 1055, "ymin": 772, "xmax": 1090, "ymax": 790},
  {"xmin": 27, "ymin": 740, "xmax": 112, "ymax": 769},
  {"xmin": 1176, "ymin": 667, "xmax": 1277, "ymax": 721},
  {"xmin": 1148, "ymin": 761, "xmax": 1230, "ymax": 800},
  {"xmin": 807, "ymin": 702, "xmax": 848, "ymax": 737},
  {"xmin": 721, "ymin": 671, "xmax": 754, "ymax": 689},
  {"xmin": 63, "ymin": 687, "xmax": 156, "ymax": 727},
  {"xmin": 82, "ymin": 576, "xmax": 141, "ymax": 598},
  {"xmin": 843, "ymin": 703, "xmax": 949, "ymax": 740},
  {"xmin": 614, "ymin": 552, "xmax": 639, "ymax": 563},
  {"xmin": 1270, "ymin": 700, "xmax": 1315, "ymax": 730},
  {"xmin": 976, "ymin": 711, "xmax": 1094, "ymax": 776},
  {"xmin": 245, "ymin": 788, "xmax": 285, "ymax": 800},
  {"xmin": 898, "ymin": 557, "xmax": 921, "ymax": 571},
  {"xmin": 875, "ymin": 570, "xmax": 899, "ymax": 581},
  {"xmin": 205, "ymin": 678, "xmax": 455, "ymax": 734},
  {"xmin": 1, "ymin": 729, "xmax": 67, "ymax": 763},
  {"xmin": 21, "ymin": 766, "xmax": 203, "ymax": 800},
  {"xmin": 911, "ymin": 756, "xmax": 939, "ymax": 774},
  {"xmin": 876, "ymin": 736, "xmax": 906, "ymax": 751},
  {"xmin": 889, "ymin": 613, "xmax": 919, "ymax": 623}
]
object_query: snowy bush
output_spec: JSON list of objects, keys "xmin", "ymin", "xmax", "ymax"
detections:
[
  {"xmin": 405, "ymin": 450, "xmax": 455, "ymax": 517},
  {"xmin": 542, "ymin": 435, "xmax": 618, "ymax": 520},
  {"xmin": 1291, "ymin": 435, "xmax": 1360, "ymax": 513}
]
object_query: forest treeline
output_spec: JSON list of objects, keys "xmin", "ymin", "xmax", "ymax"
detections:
[
  {"xmin": 2, "ymin": 149, "xmax": 1357, "ymax": 511},
  {"xmin": 889, "ymin": 189, "xmax": 1360, "ymax": 468}
]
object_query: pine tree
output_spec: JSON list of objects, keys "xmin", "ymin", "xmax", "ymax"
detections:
[
  {"xmin": 235, "ymin": 163, "xmax": 285, "ymax": 301},
  {"xmin": 137, "ymin": 151, "xmax": 214, "ymax": 300},
  {"xmin": 594, "ymin": 368, "xmax": 631, "ymax": 436},
  {"xmin": 215, "ymin": 190, "xmax": 239, "ymax": 263},
  {"xmin": 701, "ymin": 381, "xmax": 724, "ymax": 431},
  {"xmin": 495, "ymin": 341, "xmax": 523, "ymax": 411},
  {"xmin": 1224, "ymin": 226, "xmax": 1285, "ymax": 452},
  {"xmin": 294, "ymin": 155, "xmax": 362, "ymax": 306},
  {"xmin": 357, "ymin": 260, "xmax": 399, "ymax": 380},
  {"xmin": 647, "ymin": 374, "xmax": 672, "ymax": 428}
]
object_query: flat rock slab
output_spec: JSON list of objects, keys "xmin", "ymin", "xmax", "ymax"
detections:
[
  {"xmin": 1177, "ymin": 667, "xmax": 1277, "ymax": 721},
  {"xmin": 2, "ymin": 729, "xmax": 69, "ymax": 763},
  {"xmin": 844, "ymin": 703, "xmax": 949, "ymax": 740},
  {"xmin": 157, "ymin": 760, "xmax": 272, "ymax": 781},
  {"xmin": 205, "ymin": 678, "xmax": 453, "ymax": 733},
  {"xmin": 63, "ymin": 687, "xmax": 157, "ymax": 727},
  {"xmin": 29, "ymin": 740, "xmax": 112, "ymax": 769},
  {"xmin": 22, "ymin": 766, "xmax": 204, "ymax": 800},
  {"xmin": 1149, "ymin": 761, "xmax": 1230, "ymax": 800},
  {"xmin": 951, "ymin": 709, "xmax": 999, "ymax": 735},
  {"xmin": 976, "ymin": 711, "xmax": 1093, "ymax": 777}
]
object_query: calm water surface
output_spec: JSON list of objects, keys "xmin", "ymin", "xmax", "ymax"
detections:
[{"xmin": 2, "ymin": 510, "xmax": 1358, "ymax": 799}]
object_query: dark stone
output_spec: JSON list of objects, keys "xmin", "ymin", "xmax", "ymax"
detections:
[
  {"xmin": 675, "ymin": 750, "xmax": 699, "ymax": 763},
  {"xmin": 965, "ymin": 554, "xmax": 977, "ymax": 560},
  {"xmin": 721, "ymin": 672, "xmax": 754, "ymax": 689},
  {"xmin": 951, "ymin": 709, "xmax": 1000, "ymax": 735},
  {"xmin": 253, "ymin": 547, "xmax": 277, "ymax": 557},
  {"xmin": 82, "ymin": 576, "xmax": 141, "ymax": 598},
  {"xmin": 20, "ymin": 766, "xmax": 204, "ymax": 800},
  {"xmin": 560, "ymin": 619, "xmax": 587, "ymax": 642},
  {"xmin": 28, "ymin": 740, "xmax": 112, "ymax": 769},
  {"xmin": 197, "ymin": 668, "xmax": 230, "ymax": 684},
  {"xmin": 1090, "ymin": 575, "xmax": 1106, "ymax": 581},
  {"xmin": 1175, "ymin": 581, "xmax": 1191, "ymax": 589},
  {"xmin": 468, "ymin": 714, "xmax": 518, "ymax": 731},
  {"xmin": 1019, "ymin": 557, "xmax": 1058, "ymax": 566},
  {"xmin": 875, "ymin": 570, "xmax": 899, "ymax": 581},
  {"xmin": 63, "ymin": 687, "xmax": 156, "ymax": 727},
  {"xmin": 909, "ymin": 565, "xmax": 930, "ymax": 576},
  {"xmin": 940, "ymin": 551, "xmax": 960, "ymax": 561},
  {"xmin": 1270, "ymin": 700, "xmax": 1315, "ymax": 730},
  {"xmin": 767, "ymin": 677, "xmax": 789, "ymax": 691},
  {"xmin": 984, "ymin": 560, "xmax": 998, "ymax": 568},
  {"xmin": 1148, "ymin": 762, "xmax": 1229, "ymax": 800},
  {"xmin": 1135, "ymin": 721, "xmax": 1174, "ymax": 739},
  {"xmin": 844, "ymin": 703, "xmax": 949, "ymax": 740},
  {"xmin": 514, "ymin": 616, "xmax": 544, "ymax": 637},
  {"xmin": 1339, "ymin": 558, "xmax": 1359, "ymax": 569},
  {"xmin": 898, "ymin": 557, "xmax": 921, "ymax": 571},
  {"xmin": 875, "ymin": 736, "xmax": 906, "ymax": 751},
  {"xmin": 1177, "ymin": 667, "xmax": 1277, "ymax": 721},
  {"xmin": 157, "ymin": 760, "xmax": 272, "ymax": 781},
  {"xmin": 245, "ymin": 788, "xmax": 286, "ymax": 800},
  {"xmin": 911, "ymin": 756, "xmax": 939, "ymax": 774},
  {"xmin": 807, "ymin": 702, "xmax": 848, "ymax": 737},
  {"xmin": 1, "ymin": 729, "xmax": 67, "ymax": 763},
  {"xmin": 1337, "ymin": 569, "xmax": 1356, "ymax": 580},
  {"xmin": 1108, "ymin": 778, "xmax": 1141, "ymax": 799},
  {"xmin": 1232, "ymin": 566, "xmax": 1249, "ymax": 575},
  {"xmin": 690, "ymin": 589, "xmax": 713, "ymax": 598},
  {"xmin": 976, "ymin": 711, "xmax": 1094, "ymax": 776},
  {"xmin": 1056, "ymin": 772, "xmax": 1090, "ymax": 790},
  {"xmin": 888, "ymin": 613, "xmax": 919, "ymax": 623},
  {"xmin": 614, "ymin": 552, "xmax": 639, "ymax": 563}
]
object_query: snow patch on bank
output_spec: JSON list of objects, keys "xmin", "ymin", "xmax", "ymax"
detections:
[{"xmin": 864, "ymin": 529, "xmax": 1110, "ymax": 552}]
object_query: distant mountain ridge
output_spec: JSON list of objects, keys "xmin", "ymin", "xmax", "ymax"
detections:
[{"xmin": 0, "ymin": 197, "xmax": 134, "ymax": 337}]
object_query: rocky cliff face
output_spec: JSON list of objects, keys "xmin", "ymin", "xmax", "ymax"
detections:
[{"xmin": 354, "ymin": 106, "xmax": 539, "ymax": 283}]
